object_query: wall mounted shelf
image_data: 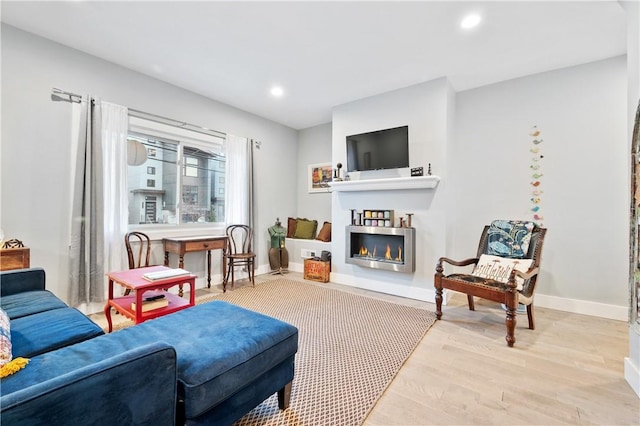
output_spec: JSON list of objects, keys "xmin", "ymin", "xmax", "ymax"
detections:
[{"xmin": 329, "ymin": 176, "xmax": 440, "ymax": 192}]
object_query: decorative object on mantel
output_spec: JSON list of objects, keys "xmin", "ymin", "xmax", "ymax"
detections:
[
  {"xmin": 308, "ymin": 163, "xmax": 333, "ymax": 193},
  {"xmin": 352, "ymin": 210, "xmax": 394, "ymax": 227},
  {"xmin": 428, "ymin": 163, "xmax": 432, "ymax": 176},
  {"xmin": 334, "ymin": 163, "xmax": 344, "ymax": 182},
  {"xmin": 405, "ymin": 213, "xmax": 414, "ymax": 228},
  {"xmin": 2, "ymin": 239, "xmax": 24, "ymax": 249},
  {"xmin": 410, "ymin": 167, "xmax": 423, "ymax": 177}
]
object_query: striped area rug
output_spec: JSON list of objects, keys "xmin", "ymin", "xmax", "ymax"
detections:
[{"xmin": 207, "ymin": 279, "xmax": 436, "ymax": 426}]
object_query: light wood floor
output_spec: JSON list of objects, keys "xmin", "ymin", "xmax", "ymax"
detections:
[{"xmin": 95, "ymin": 272, "xmax": 640, "ymax": 425}]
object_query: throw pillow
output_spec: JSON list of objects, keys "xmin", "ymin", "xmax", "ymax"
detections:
[
  {"xmin": 294, "ymin": 218, "xmax": 318, "ymax": 239},
  {"xmin": 316, "ymin": 222, "xmax": 332, "ymax": 242},
  {"xmin": 286, "ymin": 217, "xmax": 297, "ymax": 238},
  {"xmin": 487, "ymin": 220, "xmax": 535, "ymax": 258},
  {"xmin": 471, "ymin": 254, "xmax": 533, "ymax": 291},
  {"xmin": 0, "ymin": 308, "xmax": 29, "ymax": 379},
  {"xmin": 0, "ymin": 309, "xmax": 11, "ymax": 368}
]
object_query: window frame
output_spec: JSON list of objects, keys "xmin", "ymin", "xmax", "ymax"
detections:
[{"xmin": 127, "ymin": 117, "xmax": 226, "ymax": 240}]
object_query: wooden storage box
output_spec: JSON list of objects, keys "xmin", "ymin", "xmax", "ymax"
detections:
[
  {"xmin": 304, "ymin": 259, "xmax": 330, "ymax": 283},
  {"xmin": 0, "ymin": 247, "xmax": 30, "ymax": 271}
]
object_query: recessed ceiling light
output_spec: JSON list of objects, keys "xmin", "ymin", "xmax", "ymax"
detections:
[
  {"xmin": 460, "ymin": 14, "xmax": 481, "ymax": 29},
  {"xmin": 270, "ymin": 86, "xmax": 284, "ymax": 97}
]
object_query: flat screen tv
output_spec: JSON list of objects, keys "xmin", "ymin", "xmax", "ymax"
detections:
[{"xmin": 346, "ymin": 125, "xmax": 409, "ymax": 172}]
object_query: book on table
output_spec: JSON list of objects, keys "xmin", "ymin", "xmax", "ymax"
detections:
[
  {"xmin": 142, "ymin": 268, "xmax": 191, "ymax": 281},
  {"xmin": 131, "ymin": 293, "xmax": 169, "ymax": 312}
]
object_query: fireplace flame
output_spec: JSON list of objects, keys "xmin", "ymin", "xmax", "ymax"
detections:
[{"xmin": 357, "ymin": 243, "xmax": 403, "ymax": 262}]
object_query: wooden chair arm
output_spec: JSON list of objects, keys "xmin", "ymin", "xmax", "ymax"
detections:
[
  {"xmin": 437, "ymin": 257, "xmax": 479, "ymax": 268},
  {"xmin": 513, "ymin": 266, "xmax": 540, "ymax": 281},
  {"xmin": 505, "ymin": 266, "xmax": 541, "ymax": 290}
]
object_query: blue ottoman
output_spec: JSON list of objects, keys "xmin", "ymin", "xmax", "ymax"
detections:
[{"xmin": 107, "ymin": 301, "xmax": 299, "ymax": 425}]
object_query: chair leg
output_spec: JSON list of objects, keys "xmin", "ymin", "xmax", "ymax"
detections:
[
  {"xmin": 467, "ymin": 295, "xmax": 475, "ymax": 311},
  {"xmin": 434, "ymin": 264, "xmax": 444, "ymax": 320},
  {"xmin": 505, "ymin": 292, "xmax": 518, "ymax": 347},
  {"xmin": 231, "ymin": 261, "xmax": 235, "ymax": 290},
  {"xmin": 526, "ymin": 303, "xmax": 535, "ymax": 330},
  {"xmin": 223, "ymin": 261, "xmax": 231, "ymax": 292},
  {"xmin": 250, "ymin": 259, "xmax": 255, "ymax": 287},
  {"xmin": 434, "ymin": 286, "xmax": 443, "ymax": 320}
]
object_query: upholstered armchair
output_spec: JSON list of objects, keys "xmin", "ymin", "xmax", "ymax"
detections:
[{"xmin": 434, "ymin": 221, "xmax": 547, "ymax": 347}]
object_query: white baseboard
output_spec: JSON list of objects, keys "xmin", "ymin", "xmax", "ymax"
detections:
[
  {"xmin": 281, "ymin": 266, "xmax": 628, "ymax": 321},
  {"xmin": 535, "ymin": 293, "xmax": 627, "ymax": 321},
  {"xmin": 329, "ymin": 271, "xmax": 438, "ymax": 302},
  {"xmin": 625, "ymin": 357, "xmax": 640, "ymax": 398}
]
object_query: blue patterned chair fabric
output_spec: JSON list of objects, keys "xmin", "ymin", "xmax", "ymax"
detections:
[{"xmin": 486, "ymin": 220, "xmax": 535, "ymax": 259}]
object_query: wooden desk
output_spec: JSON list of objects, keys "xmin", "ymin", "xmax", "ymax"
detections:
[
  {"xmin": 0, "ymin": 247, "xmax": 30, "ymax": 271},
  {"xmin": 163, "ymin": 236, "xmax": 228, "ymax": 294},
  {"xmin": 104, "ymin": 266, "xmax": 196, "ymax": 333}
]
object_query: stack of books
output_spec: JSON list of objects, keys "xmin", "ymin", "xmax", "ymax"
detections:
[{"xmin": 131, "ymin": 293, "xmax": 169, "ymax": 312}]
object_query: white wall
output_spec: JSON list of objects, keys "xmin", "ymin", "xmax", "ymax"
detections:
[
  {"xmin": 297, "ymin": 122, "xmax": 332, "ymax": 223},
  {"xmin": 330, "ymin": 78, "xmax": 454, "ymax": 301},
  {"xmin": 454, "ymin": 56, "xmax": 628, "ymax": 318},
  {"xmin": 0, "ymin": 24, "xmax": 298, "ymax": 302}
]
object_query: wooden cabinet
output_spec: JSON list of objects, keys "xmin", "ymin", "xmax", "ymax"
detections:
[{"xmin": 0, "ymin": 247, "xmax": 30, "ymax": 271}]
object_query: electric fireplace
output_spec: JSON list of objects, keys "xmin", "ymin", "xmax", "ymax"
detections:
[{"xmin": 345, "ymin": 226, "xmax": 415, "ymax": 273}]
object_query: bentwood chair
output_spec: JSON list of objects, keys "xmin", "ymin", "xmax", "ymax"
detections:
[
  {"xmin": 224, "ymin": 224, "xmax": 256, "ymax": 291},
  {"xmin": 123, "ymin": 231, "xmax": 152, "ymax": 295},
  {"xmin": 434, "ymin": 220, "xmax": 547, "ymax": 347}
]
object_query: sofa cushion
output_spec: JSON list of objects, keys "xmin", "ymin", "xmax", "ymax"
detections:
[
  {"xmin": 294, "ymin": 218, "xmax": 317, "ymax": 239},
  {"xmin": 77, "ymin": 301, "xmax": 298, "ymax": 419},
  {"xmin": 315, "ymin": 221, "xmax": 332, "ymax": 242},
  {"xmin": 128, "ymin": 302, "xmax": 298, "ymax": 419},
  {"xmin": 10, "ymin": 308, "xmax": 104, "ymax": 358},
  {"xmin": 0, "ymin": 342, "xmax": 177, "ymax": 425},
  {"xmin": 286, "ymin": 217, "xmax": 297, "ymax": 238},
  {"xmin": 0, "ymin": 291, "xmax": 69, "ymax": 320}
]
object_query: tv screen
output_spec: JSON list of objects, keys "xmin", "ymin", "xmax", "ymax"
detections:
[{"xmin": 346, "ymin": 125, "xmax": 409, "ymax": 172}]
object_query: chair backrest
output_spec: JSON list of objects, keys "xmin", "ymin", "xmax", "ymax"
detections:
[
  {"xmin": 476, "ymin": 224, "xmax": 547, "ymax": 297},
  {"xmin": 226, "ymin": 224, "xmax": 254, "ymax": 255},
  {"xmin": 125, "ymin": 231, "xmax": 151, "ymax": 269}
]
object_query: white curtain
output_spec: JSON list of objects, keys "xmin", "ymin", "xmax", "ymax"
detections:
[
  {"xmin": 224, "ymin": 134, "xmax": 253, "ymax": 227},
  {"xmin": 101, "ymin": 102, "xmax": 129, "ymax": 278},
  {"xmin": 69, "ymin": 97, "xmax": 128, "ymax": 307}
]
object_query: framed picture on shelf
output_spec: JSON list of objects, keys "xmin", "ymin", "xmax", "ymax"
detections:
[{"xmin": 308, "ymin": 163, "xmax": 332, "ymax": 193}]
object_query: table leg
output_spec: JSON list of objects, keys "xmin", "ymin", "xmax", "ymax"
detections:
[
  {"xmin": 207, "ymin": 250, "xmax": 212, "ymax": 288},
  {"xmin": 104, "ymin": 303, "xmax": 113, "ymax": 333},
  {"xmin": 178, "ymin": 255, "xmax": 185, "ymax": 297},
  {"xmin": 189, "ymin": 278, "xmax": 196, "ymax": 306},
  {"xmin": 105, "ymin": 279, "xmax": 115, "ymax": 333},
  {"xmin": 222, "ymin": 244, "xmax": 228, "ymax": 292}
]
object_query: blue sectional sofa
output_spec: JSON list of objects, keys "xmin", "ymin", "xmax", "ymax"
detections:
[{"xmin": 0, "ymin": 268, "xmax": 299, "ymax": 425}]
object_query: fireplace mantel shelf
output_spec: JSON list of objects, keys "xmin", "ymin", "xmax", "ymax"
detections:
[{"xmin": 329, "ymin": 175, "xmax": 440, "ymax": 192}]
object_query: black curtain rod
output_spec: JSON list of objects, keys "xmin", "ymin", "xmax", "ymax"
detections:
[{"xmin": 51, "ymin": 88, "xmax": 227, "ymax": 139}]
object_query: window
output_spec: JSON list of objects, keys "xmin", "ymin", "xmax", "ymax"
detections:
[{"xmin": 127, "ymin": 117, "xmax": 225, "ymax": 226}]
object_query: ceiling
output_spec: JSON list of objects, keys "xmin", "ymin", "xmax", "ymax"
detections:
[{"xmin": 1, "ymin": 1, "xmax": 628, "ymax": 130}]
